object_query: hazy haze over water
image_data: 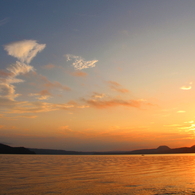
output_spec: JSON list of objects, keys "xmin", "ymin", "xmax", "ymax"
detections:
[{"xmin": 1, "ymin": 154, "xmax": 195, "ymax": 195}]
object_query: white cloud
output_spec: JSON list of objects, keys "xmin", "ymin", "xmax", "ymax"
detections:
[
  {"xmin": 0, "ymin": 61, "xmax": 35, "ymax": 100},
  {"xmin": 0, "ymin": 83, "xmax": 20, "ymax": 100},
  {"xmin": 29, "ymin": 93, "xmax": 51, "ymax": 101},
  {"xmin": 66, "ymin": 54, "xmax": 73, "ymax": 61},
  {"xmin": 7, "ymin": 61, "xmax": 34, "ymax": 77},
  {"xmin": 0, "ymin": 40, "xmax": 46, "ymax": 101},
  {"xmin": 180, "ymin": 86, "xmax": 192, "ymax": 90},
  {"xmin": 4, "ymin": 40, "xmax": 46, "ymax": 64},
  {"xmin": 92, "ymin": 92, "xmax": 106, "ymax": 99},
  {"xmin": 180, "ymin": 82, "xmax": 192, "ymax": 90},
  {"xmin": 65, "ymin": 54, "xmax": 98, "ymax": 70},
  {"xmin": 7, "ymin": 78, "xmax": 24, "ymax": 84}
]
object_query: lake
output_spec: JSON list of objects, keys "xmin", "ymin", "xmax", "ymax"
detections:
[{"xmin": 1, "ymin": 154, "xmax": 195, "ymax": 195}]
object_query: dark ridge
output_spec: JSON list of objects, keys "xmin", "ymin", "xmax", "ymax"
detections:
[
  {"xmin": 190, "ymin": 145, "xmax": 195, "ymax": 148},
  {"xmin": 130, "ymin": 145, "xmax": 195, "ymax": 154},
  {"xmin": 1, "ymin": 143, "xmax": 195, "ymax": 155},
  {"xmin": 157, "ymin": 145, "xmax": 170, "ymax": 151},
  {"xmin": 29, "ymin": 148, "xmax": 80, "ymax": 155},
  {"xmin": 30, "ymin": 145, "xmax": 195, "ymax": 155},
  {"xmin": 0, "ymin": 143, "xmax": 35, "ymax": 154}
]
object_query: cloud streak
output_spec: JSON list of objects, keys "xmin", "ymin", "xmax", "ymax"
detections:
[
  {"xmin": 65, "ymin": 54, "xmax": 98, "ymax": 70},
  {"xmin": 71, "ymin": 71, "xmax": 88, "ymax": 77},
  {"xmin": 177, "ymin": 110, "xmax": 186, "ymax": 113},
  {"xmin": 108, "ymin": 81, "xmax": 129, "ymax": 93},
  {"xmin": 83, "ymin": 98, "xmax": 153, "ymax": 109},
  {"xmin": 0, "ymin": 62, "xmax": 33, "ymax": 100},
  {"xmin": 2, "ymin": 100, "xmax": 88, "ymax": 114},
  {"xmin": 180, "ymin": 86, "xmax": 192, "ymax": 90},
  {"xmin": 180, "ymin": 82, "xmax": 192, "ymax": 90},
  {"xmin": 27, "ymin": 73, "xmax": 71, "ymax": 100},
  {"xmin": 0, "ymin": 18, "xmax": 9, "ymax": 26},
  {"xmin": 42, "ymin": 64, "xmax": 56, "ymax": 69},
  {"xmin": 0, "ymin": 83, "xmax": 19, "ymax": 100},
  {"xmin": 29, "ymin": 90, "xmax": 52, "ymax": 100},
  {"xmin": 92, "ymin": 92, "xmax": 106, "ymax": 99},
  {"xmin": 40, "ymin": 74, "xmax": 71, "ymax": 91},
  {"xmin": 7, "ymin": 61, "xmax": 34, "ymax": 77}
]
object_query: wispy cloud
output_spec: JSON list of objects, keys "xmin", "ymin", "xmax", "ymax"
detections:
[
  {"xmin": 58, "ymin": 125, "xmax": 88, "ymax": 137},
  {"xmin": 0, "ymin": 70, "xmax": 13, "ymax": 77},
  {"xmin": 59, "ymin": 125, "xmax": 72, "ymax": 132},
  {"xmin": 42, "ymin": 64, "xmax": 56, "ymax": 69},
  {"xmin": 7, "ymin": 61, "xmax": 34, "ymax": 77},
  {"xmin": 184, "ymin": 120, "xmax": 194, "ymax": 124},
  {"xmin": 26, "ymin": 72, "xmax": 71, "ymax": 100},
  {"xmin": 91, "ymin": 92, "xmax": 106, "ymax": 99},
  {"xmin": 40, "ymin": 74, "xmax": 71, "ymax": 91},
  {"xmin": 83, "ymin": 98, "xmax": 153, "ymax": 109},
  {"xmin": 0, "ymin": 97, "xmax": 17, "ymax": 108},
  {"xmin": 4, "ymin": 40, "xmax": 46, "ymax": 64},
  {"xmin": 0, "ymin": 61, "xmax": 35, "ymax": 100},
  {"xmin": 5, "ymin": 101, "xmax": 73, "ymax": 114},
  {"xmin": 107, "ymin": 81, "xmax": 129, "ymax": 93},
  {"xmin": 71, "ymin": 71, "xmax": 88, "ymax": 77},
  {"xmin": 0, "ymin": 82, "xmax": 21, "ymax": 100},
  {"xmin": 164, "ymin": 124, "xmax": 181, "ymax": 127},
  {"xmin": 180, "ymin": 86, "xmax": 192, "ymax": 90},
  {"xmin": 29, "ymin": 90, "xmax": 52, "ymax": 100},
  {"xmin": 1, "ymin": 40, "xmax": 46, "ymax": 101},
  {"xmin": 177, "ymin": 110, "xmax": 186, "ymax": 113},
  {"xmin": 177, "ymin": 123, "xmax": 195, "ymax": 131},
  {"xmin": 0, "ymin": 96, "xmax": 89, "ymax": 115},
  {"xmin": 180, "ymin": 82, "xmax": 192, "ymax": 90},
  {"xmin": 65, "ymin": 54, "xmax": 98, "ymax": 70},
  {"xmin": 17, "ymin": 115, "xmax": 37, "ymax": 119},
  {"xmin": 0, "ymin": 18, "xmax": 9, "ymax": 26}
]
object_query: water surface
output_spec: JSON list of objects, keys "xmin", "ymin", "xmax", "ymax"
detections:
[{"xmin": 1, "ymin": 154, "xmax": 195, "ymax": 194}]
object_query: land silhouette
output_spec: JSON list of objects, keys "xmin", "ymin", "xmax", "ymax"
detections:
[
  {"xmin": 0, "ymin": 143, "xmax": 35, "ymax": 154},
  {"xmin": 1, "ymin": 143, "xmax": 195, "ymax": 155},
  {"xmin": 27, "ymin": 144, "xmax": 195, "ymax": 154}
]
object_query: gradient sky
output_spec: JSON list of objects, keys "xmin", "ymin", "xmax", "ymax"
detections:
[{"xmin": 1, "ymin": 0, "xmax": 195, "ymax": 151}]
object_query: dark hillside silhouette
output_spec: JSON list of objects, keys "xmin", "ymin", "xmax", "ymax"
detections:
[
  {"xmin": 29, "ymin": 148, "xmax": 80, "ymax": 155},
  {"xmin": 0, "ymin": 143, "xmax": 35, "ymax": 154},
  {"xmin": 129, "ymin": 145, "xmax": 195, "ymax": 154},
  {"xmin": 29, "ymin": 145, "xmax": 195, "ymax": 155},
  {"xmin": 1, "ymin": 143, "xmax": 195, "ymax": 155}
]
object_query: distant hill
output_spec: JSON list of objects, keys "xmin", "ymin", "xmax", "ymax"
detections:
[
  {"xmin": 29, "ymin": 148, "xmax": 80, "ymax": 155},
  {"xmin": 129, "ymin": 145, "xmax": 171, "ymax": 154},
  {"xmin": 129, "ymin": 145, "xmax": 195, "ymax": 154},
  {"xmin": 1, "ymin": 143, "xmax": 195, "ymax": 155},
  {"xmin": 0, "ymin": 143, "xmax": 35, "ymax": 154},
  {"xmin": 29, "ymin": 145, "xmax": 195, "ymax": 155}
]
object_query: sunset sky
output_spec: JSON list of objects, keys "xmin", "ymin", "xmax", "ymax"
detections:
[{"xmin": 1, "ymin": 0, "xmax": 195, "ymax": 151}]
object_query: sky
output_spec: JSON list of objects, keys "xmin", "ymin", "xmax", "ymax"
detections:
[{"xmin": 1, "ymin": 0, "xmax": 195, "ymax": 151}]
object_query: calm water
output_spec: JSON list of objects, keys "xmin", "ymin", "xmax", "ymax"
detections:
[{"xmin": 1, "ymin": 154, "xmax": 195, "ymax": 195}]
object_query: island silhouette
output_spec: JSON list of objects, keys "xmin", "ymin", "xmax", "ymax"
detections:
[{"xmin": 1, "ymin": 143, "xmax": 195, "ymax": 155}]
